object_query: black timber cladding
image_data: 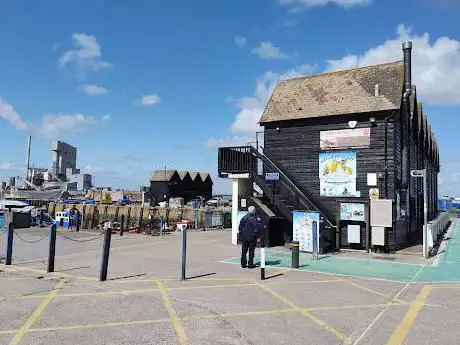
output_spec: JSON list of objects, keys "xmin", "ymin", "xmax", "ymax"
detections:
[
  {"xmin": 149, "ymin": 170, "xmax": 213, "ymax": 204},
  {"xmin": 263, "ymin": 111, "xmax": 397, "ymax": 250}
]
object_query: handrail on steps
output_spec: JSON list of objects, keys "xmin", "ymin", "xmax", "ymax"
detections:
[{"xmin": 252, "ymin": 146, "xmax": 335, "ymax": 228}]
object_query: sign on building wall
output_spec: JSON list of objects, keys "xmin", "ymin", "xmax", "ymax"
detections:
[
  {"xmin": 340, "ymin": 203, "xmax": 365, "ymax": 222},
  {"xmin": 319, "ymin": 152, "xmax": 357, "ymax": 197},
  {"xmin": 369, "ymin": 188, "xmax": 380, "ymax": 200},
  {"xmin": 292, "ymin": 211, "xmax": 320, "ymax": 253},
  {"xmin": 320, "ymin": 128, "xmax": 371, "ymax": 150}
]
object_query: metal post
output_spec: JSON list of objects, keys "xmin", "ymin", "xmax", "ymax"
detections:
[
  {"xmin": 260, "ymin": 245, "xmax": 266, "ymax": 280},
  {"xmin": 291, "ymin": 241, "xmax": 299, "ymax": 268},
  {"xmin": 100, "ymin": 227, "xmax": 112, "ymax": 281},
  {"xmin": 181, "ymin": 227, "xmax": 187, "ymax": 280},
  {"xmin": 423, "ymin": 170, "xmax": 428, "ymax": 259},
  {"xmin": 48, "ymin": 224, "xmax": 57, "ymax": 273},
  {"xmin": 312, "ymin": 221, "xmax": 319, "ymax": 260},
  {"xmin": 120, "ymin": 214, "xmax": 124, "ymax": 236},
  {"xmin": 5, "ymin": 222, "xmax": 14, "ymax": 265}
]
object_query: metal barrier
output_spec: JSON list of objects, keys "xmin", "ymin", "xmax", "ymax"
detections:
[{"xmin": 427, "ymin": 212, "xmax": 451, "ymax": 251}]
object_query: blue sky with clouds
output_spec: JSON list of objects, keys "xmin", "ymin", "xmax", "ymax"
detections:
[{"xmin": 0, "ymin": 0, "xmax": 459, "ymax": 195}]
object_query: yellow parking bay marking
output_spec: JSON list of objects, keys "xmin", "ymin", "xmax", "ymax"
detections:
[
  {"xmin": 256, "ymin": 282, "xmax": 352, "ymax": 344},
  {"xmin": 385, "ymin": 285, "xmax": 433, "ymax": 345},
  {"xmin": 0, "ymin": 302, "xmax": 412, "ymax": 336},
  {"xmin": 157, "ymin": 280, "xmax": 188, "ymax": 345},
  {"xmin": 8, "ymin": 278, "xmax": 67, "ymax": 345}
]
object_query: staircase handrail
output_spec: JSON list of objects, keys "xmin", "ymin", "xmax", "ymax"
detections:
[{"xmin": 251, "ymin": 146, "xmax": 335, "ymax": 228}]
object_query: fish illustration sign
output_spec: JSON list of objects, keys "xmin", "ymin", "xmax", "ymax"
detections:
[{"xmin": 319, "ymin": 152, "xmax": 357, "ymax": 197}]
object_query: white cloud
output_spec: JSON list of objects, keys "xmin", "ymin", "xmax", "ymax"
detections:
[
  {"xmin": 134, "ymin": 94, "xmax": 161, "ymax": 106},
  {"xmin": 102, "ymin": 114, "xmax": 111, "ymax": 120},
  {"xmin": 279, "ymin": 0, "xmax": 371, "ymax": 9},
  {"xmin": 58, "ymin": 33, "xmax": 112, "ymax": 79},
  {"xmin": 34, "ymin": 113, "xmax": 99, "ymax": 139},
  {"xmin": 326, "ymin": 25, "xmax": 460, "ymax": 105},
  {"xmin": 82, "ymin": 165, "xmax": 104, "ymax": 174},
  {"xmin": 0, "ymin": 97, "xmax": 28, "ymax": 130},
  {"xmin": 1, "ymin": 97, "xmax": 107, "ymax": 139},
  {"xmin": 229, "ymin": 64, "xmax": 316, "ymax": 135},
  {"xmin": 79, "ymin": 84, "xmax": 109, "ymax": 95},
  {"xmin": 205, "ymin": 136, "xmax": 251, "ymax": 148},
  {"xmin": 234, "ymin": 35, "xmax": 248, "ymax": 47},
  {"xmin": 0, "ymin": 162, "xmax": 12, "ymax": 170},
  {"xmin": 252, "ymin": 41, "xmax": 291, "ymax": 60}
]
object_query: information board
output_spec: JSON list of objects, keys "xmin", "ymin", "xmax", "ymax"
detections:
[{"xmin": 292, "ymin": 211, "xmax": 320, "ymax": 253}]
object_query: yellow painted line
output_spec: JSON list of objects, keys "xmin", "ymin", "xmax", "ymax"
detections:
[
  {"xmin": 8, "ymin": 279, "xmax": 67, "ymax": 345},
  {"xmin": 385, "ymin": 285, "xmax": 433, "ymax": 345},
  {"xmin": 28, "ymin": 318, "xmax": 171, "ymax": 333},
  {"xmin": 157, "ymin": 280, "xmax": 188, "ymax": 345},
  {"xmin": 256, "ymin": 283, "xmax": 352, "ymax": 344},
  {"xmin": 305, "ymin": 302, "xmax": 407, "ymax": 312},
  {"xmin": 2, "ymin": 265, "xmax": 98, "ymax": 282}
]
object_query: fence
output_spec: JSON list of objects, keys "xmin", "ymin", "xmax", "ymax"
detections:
[
  {"xmin": 46, "ymin": 203, "xmax": 231, "ymax": 231},
  {"xmin": 427, "ymin": 212, "xmax": 451, "ymax": 251}
]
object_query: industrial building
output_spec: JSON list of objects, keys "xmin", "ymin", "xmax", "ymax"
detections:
[
  {"xmin": 218, "ymin": 41, "xmax": 440, "ymax": 253},
  {"xmin": 149, "ymin": 170, "xmax": 213, "ymax": 204},
  {"xmin": 51, "ymin": 141, "xmax": 92, "ymax": 191}
]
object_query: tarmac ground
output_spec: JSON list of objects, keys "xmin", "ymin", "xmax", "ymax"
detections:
[{"xmin": 1, "ymin": 221, "xmax": 460, "ymax": 345}]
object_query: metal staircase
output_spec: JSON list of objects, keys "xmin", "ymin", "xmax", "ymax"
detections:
[{"xmin": 218, "ymin": 146, "xmax": 336, "ymax": 230}]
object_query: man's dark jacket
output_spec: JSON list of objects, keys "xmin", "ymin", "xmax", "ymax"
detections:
[{"xmin": 238, "ymin": 213, "xmax": 259, "ymax": 242}]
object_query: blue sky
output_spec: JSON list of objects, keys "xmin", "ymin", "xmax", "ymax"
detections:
[{"xmin": 0, "ymin": 0, "xmax": 459, "ymax": 195}]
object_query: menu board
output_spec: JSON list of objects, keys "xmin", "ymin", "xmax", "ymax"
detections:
[{"xmin": 292, "ymin": 211, "xmax": 320, "ymax": 253}]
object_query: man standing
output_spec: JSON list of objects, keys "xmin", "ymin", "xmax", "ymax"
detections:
[{"xmin": 239, "ymin": 206, "xmax": 259, "ymax": 269}]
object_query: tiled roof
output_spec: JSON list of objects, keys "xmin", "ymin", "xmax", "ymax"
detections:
[
  {"xmin": 259, "ymin": 61, "xmax": 405, "ymax": 124},
  {"xmin": 150, "ymin": 170, "xmax": 178, "ymax": 182},
  {"xmin": 150, "ymin": 170, "xmax": 213, "ymax": 182},
  {"xmin": 177, "ymin": 171, "xmax": 190, "ymax": 180}
]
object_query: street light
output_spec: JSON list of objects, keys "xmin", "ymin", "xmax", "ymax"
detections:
[{"xmin": 411, "ymin": 169, "xmax": 428, "ymax": 258}]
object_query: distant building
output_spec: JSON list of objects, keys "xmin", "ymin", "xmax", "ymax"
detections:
[
  {"xmin": 51, "ymin": 141, "xmax": 92, "ymax": 191},
  {"xmin": 149, "ymin": 170, "xmax": 213, "ymax": 204},
  {"xmin": 67, "ymin": 173, "xmax": 93, "ymax": 191},
  {"xmin": 52, "ymin": 141, "xmax": 78, "ymax": 180}
]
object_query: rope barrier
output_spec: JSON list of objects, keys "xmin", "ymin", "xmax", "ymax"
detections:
[
  {"xmin": 57, "ymin": 233, "xmax": 104, "ymax": 242},
  {"xmin": 13, "ymin": 229, "xmax": 51, "ymax": 244}
]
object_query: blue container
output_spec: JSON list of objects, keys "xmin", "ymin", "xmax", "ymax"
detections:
[{"xmin": 0, "ymin": 214, "xmax": 4, "ymax": 228}]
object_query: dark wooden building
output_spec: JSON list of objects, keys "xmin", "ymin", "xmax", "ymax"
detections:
[
  {"xmin": 149, "ymin": 170, "xmax": 213, "ymax": 204},
  {"xmin": 218, "ymin": 41, "xmax": 440, "ymax": 253}
]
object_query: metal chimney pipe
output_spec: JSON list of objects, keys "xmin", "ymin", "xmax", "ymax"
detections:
[
  {"xmin": 402, "ymin": 41, "xmax": 412, "ymax": 92},
  {"xmin": 26, "ymin": 135, "xmax": 32, "ymax": 182}
]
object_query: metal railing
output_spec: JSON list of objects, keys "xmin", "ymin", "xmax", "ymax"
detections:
[
  {"xmin": 427, "ymin": 212, "xmax": 450, "ymax": 251},
  {"xmin": 218, "ymin": 146, "xmax": 252, "ymax": 176},
  {"xmin": 252, "ymin": 147, "xmax": 335, "ymax": 228}
]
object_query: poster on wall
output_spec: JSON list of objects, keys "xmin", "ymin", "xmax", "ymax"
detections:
[
  {"xmin": 340, "ymin": 203, "xmax": 365, "ymax": 222},
  {"xmin": 319, "ymin": 152, "xmax": 357, "ymax": 179},
  {"xmin": 320, "ymin": 128, "xmax": 371, "ymax": 150},
  {"xmin": 320, "ymin": 179, "xmax": 357, "ymax": 197},
  {"xmin": 319, "ymin": 151, "xmax": 357, "ymax": 197},
  {"xmin": 292, "ymin": 211, "xmax": 320, "ymax": 253}
]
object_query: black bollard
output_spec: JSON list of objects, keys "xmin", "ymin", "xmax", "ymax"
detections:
[
  {"xmin": 120, "ymin": 214, "xmax": 124, "ymax": 236},
  {"xmin": 181, "ymin": 227, "xmax": 187, "ymax": 280},
  {"xmin": 5, "ymin": 222, "xmax": 14, "ymax": 265},
  {"xmin": 291, "ymin": 241, "xmax": 299, "ymax": 269},
  {"xmin": 48, "ymin": 224, "xmax": 57, "ymax": 273},
  {"xmin": 100, "ymin": 227, "xmax": 112, "ymax": 281}
]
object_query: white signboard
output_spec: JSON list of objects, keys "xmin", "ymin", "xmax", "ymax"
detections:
[
  {"xmin": 265, "ymin": 172, "xmax": 280, "ymax": 181},
  {"xmin": 320, "ymin": 128, "xmax": 371, "ymax": 149},
  {"xmin": 292, "ymin": 211, "xmax": 320, "ymax": 253}
]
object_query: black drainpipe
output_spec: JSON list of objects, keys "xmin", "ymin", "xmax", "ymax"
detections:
[
  {"xmin": 401, "ymin": 41, "xmax": 413, "ymax": 189},
  {"xmin": 384, "ymin": 111, "xmax": 395, "ymax": 199}
]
